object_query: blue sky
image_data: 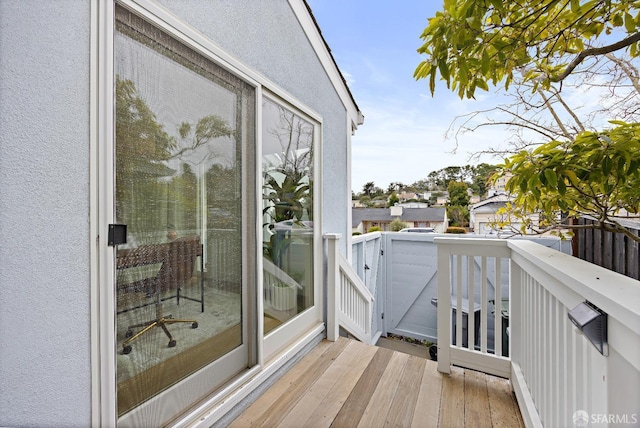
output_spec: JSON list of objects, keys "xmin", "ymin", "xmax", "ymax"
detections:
[{"xmin": 306, "ymin": 1, "xmax": 504, "ymax": 193}]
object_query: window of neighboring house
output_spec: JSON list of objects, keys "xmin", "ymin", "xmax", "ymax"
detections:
[
  {"xmin": 262, "ymin": 96, "xmax": 315, "ymax": 334},
  {"xmin": 114, "ymin": 5, "xmax": 256, "ymax": 423}
]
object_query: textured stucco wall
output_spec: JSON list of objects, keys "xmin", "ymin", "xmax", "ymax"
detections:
[
  {"xmin": 156, "ymin": 0, "xmax": 351, "ymax": 245},
  {"xmin": 0, "ymin": 1, "xmax": 353, "ymax": 425},
  {"xmin": 0, "ymin": 1, "xmax": 92, "ymax": 427}
]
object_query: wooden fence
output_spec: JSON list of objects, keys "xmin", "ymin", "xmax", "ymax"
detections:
[{"xmin": 572, "ymin": 217, "xmax": 640, "ymax": 280}]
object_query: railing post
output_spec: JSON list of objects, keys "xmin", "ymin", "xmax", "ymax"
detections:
[
  {"xmin": 435, "ymin": 240, "xmax": 452, "ymax": 374},
  {"xmin": 324, "ymin": 233, "xmax": 342, "ymax": 341},
  {"xmin": 510, "ymin": 260, "xmax": 522, "ymax": 370}
]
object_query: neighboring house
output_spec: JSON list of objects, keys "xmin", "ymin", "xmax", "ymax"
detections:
[
  {"xmin": 470, "ymin": 193, "xmax": 517, "ymax": 234},
  {"xmin": 352, "ymin": 206, "xmax": 448, "ymax": 234},
  {"xmin": 470, "ymin": 193, "xmax": 546, "ymax": 236},
  {"xmin": 397, "ymin": 191, "xmax": 419, "ymax": 202},
  {"xmin": 0, "ymin": 2, "xmax": 362, "ymax": 427},
  {"xmin": 487, "ymin": 171, "xmax": 513, "ymax": 196},
  {"xmin": 436, "ymin": 195, "xmax": 449, "ymax": 206},
  {"xmin": 399, "ymin": 202, "xmax": 430, "ymax": 208}
]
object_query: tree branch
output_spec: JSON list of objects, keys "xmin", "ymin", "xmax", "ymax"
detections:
[
  {"xmin": 605, "ymin": 53, "xmax": 640, "ymax": 95},
  {"xmin": 552, "ymin": 32, "xmax": 640, "ymax": 82}
]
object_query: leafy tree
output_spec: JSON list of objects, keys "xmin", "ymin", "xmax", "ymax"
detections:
[
  {"xmin": 447, "ymin": 181, "xmax": 470, "ymax": 207},
  {"xmin": 359, "ymin": 195, "xmax": 372, "ymax": 208},
  {"xmin": 415, "ymin": 0, "xmax": 640, "ymax": 241},
  {"xmin": 447, "ymin": 206, "xmax": 469, "ymax": 228},
  {"xmin": 388, "ymin": 182, "xmax": 405, "ymax": 193},
  {"xmin": 500, "ymin": 123, "xmax": 640, "ymax": 241},
  {"xmin": 469, "ymin": 163, "xmax": 498, "ymax": 197},
  {"xmin": 447, "ymin": 181, "xmax": 470, "ymax": 227},
  {"xmin": 390, "ymin": 218, "xmax": 407, "ymax": 231},
  {"xmin": 411, "ymin": 178, "xmax": 431, "ymax": 191},
  {"xmin": 115, "ymin": 77, "xmax": 175, "ymax": 234},
  {"xmin": 116, "ymin": 76, "xmax": 239, "ymax": 239},
  {"xmin": 415, "ymin": 0, "xmax": 640, "ymax": 98},
  {"xmin": 388, "ymin": 192, "xmax": 399, "ymax": 207},
  {"xmin": 176, "ymin": 115, "xmax": 234, "ymax": 164},
  {"xmin": 363, "ymin": 181, "xmax": 376, "ymax": 197}
]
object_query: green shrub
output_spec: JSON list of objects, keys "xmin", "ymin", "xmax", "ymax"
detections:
[
  {"xmin": 367, "ymin": 226, "xmax": 382, "ymax": 233},
  {"xmin": 446, "ymin": 226, "xmax": 467, "ymax": 234},
  {"xmin": 389, "ymin": 218, "xmax": 407, "ymax": 232}
]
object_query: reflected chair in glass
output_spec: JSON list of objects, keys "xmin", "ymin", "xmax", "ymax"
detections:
[{"xmin": 117, "ymin": 235, "xmax": 204, "ymax": 354}]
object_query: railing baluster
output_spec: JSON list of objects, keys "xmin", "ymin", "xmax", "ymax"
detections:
[
  {"xmin": 541, "ymin": 280, "xmax": 548, "ymax": 416},
  {"xmin": 468, "ymin": 255, "xmax": 475, "ymax": 351},
  {"xmin": 437, "ymin": 244, "xmax": 452, "ymax": 374},
  {"xmin": 555, "ymin": 298, "xmax": 564, "ymax": 426},
  {"xmin": 456, "ymin": 254, "xmax": 463, "ymax": 349},
  {"xmin": 495, "ymin": 257, "xmax": 502, "ymax": 357},
  {"xmin": 564, "ymin": 304, "xmax": 573, "ymax": 424},
  {"xmin": 532, "ymin": 281, "xmax": 540, "ymax": 418},
  {"xmin": 481, "ymin": 256, "xmax": 488, "ymax": 353}
]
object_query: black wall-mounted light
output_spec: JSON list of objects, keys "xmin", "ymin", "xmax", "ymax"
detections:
[{"xmin": 568, "ymin": 301, "xmax": 608, "ymax": 356}]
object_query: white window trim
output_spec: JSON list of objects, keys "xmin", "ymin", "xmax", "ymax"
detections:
[
  {"xmin": 91, "ymin": 1, "xmax": 326, "ymax": 425},
  {"xmin": 261, "ymin": 91, "xmax": 324, "ymax": 360}
]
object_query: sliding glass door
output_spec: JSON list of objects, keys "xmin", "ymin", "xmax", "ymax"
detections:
[
  {"xmin": 262, "ymin": 97, "xmax": 315, "ymax": 334},
  {"xmin": 113, "ymin": 5, "xmax": 256, "ymax": 423}
]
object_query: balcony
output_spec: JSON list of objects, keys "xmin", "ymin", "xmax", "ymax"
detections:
[
  {"xmin": 320, "ymin": 232, "xmax": 639, "ymax": 427},
  {"xmin": 225, "ymin": 232, "xmax": 640, "ymax": 427},
  {"xmin": 232, "ymin": 336, "xmax": 524, "ymax": 427}
]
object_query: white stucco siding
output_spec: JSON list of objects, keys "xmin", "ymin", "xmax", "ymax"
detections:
[
  {"xmin": 0, "ymin": 1, "xmax": 92, "ymax": 427},
  {"xmin": 0, "ymin": 1, "xmax": 357, "ymax": 425}
]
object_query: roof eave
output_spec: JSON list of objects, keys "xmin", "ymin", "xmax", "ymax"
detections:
[{"xmin": 292, "ymin": 0, "xmax": 364, "ymax": 128}]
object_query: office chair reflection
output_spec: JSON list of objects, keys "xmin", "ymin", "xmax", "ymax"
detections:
[{"xmin": 117, "ymin": 236, "xmax": 204, "ymax": 354}]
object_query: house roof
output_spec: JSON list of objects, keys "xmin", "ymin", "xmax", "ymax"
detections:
[
  {"xmin": 352, "ymin": 207, "xmax": 447, "ymax": 228},
  {"xmin": 471, "ymin": 193, "xmax": 512, "ymax": 210},
  {"xmin": 299, "ymin": 1, "xmax": 364, "ymax": 127}
]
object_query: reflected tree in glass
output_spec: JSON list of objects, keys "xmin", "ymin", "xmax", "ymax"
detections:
[{"xmin": 262, "ymin": 100, "xmax": 314, "ymax": 322}]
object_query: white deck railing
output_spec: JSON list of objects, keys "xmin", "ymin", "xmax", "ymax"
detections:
[
  {"xmin": 435, "ymin": 237, "xmax": 640, "ymax": 427},
  {"xmin": 351, "ymin": 231, "xmax": 382, "ymax": 293},
  {"xmin": 325, "ymin": 234, "xmax": 375, "ymax": 344}
]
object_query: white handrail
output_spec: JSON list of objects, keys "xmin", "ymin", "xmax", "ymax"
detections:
[
  {"xmin": 434, "ymin": 236, "xmax": 640, "ymax": 428},
  {"xmin": 326, "ymin": 233, "xmax": 374, "ymax": 344},
  {"xmin": 263, "ymin": 257, "xmax": 303, "ymax": 290}
]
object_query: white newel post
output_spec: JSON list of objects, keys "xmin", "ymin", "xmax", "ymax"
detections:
[
  {"xmin": 324, "ymin": 233, "xmax": 342, "ymax": 342},
  {"xmin": 435, "ymin": 240, "xmax": 452, "ymax": 374}
]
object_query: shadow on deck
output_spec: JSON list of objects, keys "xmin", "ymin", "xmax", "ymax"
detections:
[{"xmin": 230, "ymin": 337, "xmax": 524, "ymax": 427}]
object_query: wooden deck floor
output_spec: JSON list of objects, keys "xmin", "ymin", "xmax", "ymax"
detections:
[{"xmin": 230, "ymin": 337, "xmax": 524, "ymax": 427}]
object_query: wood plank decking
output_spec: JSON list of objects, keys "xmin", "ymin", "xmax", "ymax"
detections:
[{"xmin": 230, "ymin": 337, "xmax": 524, "ymax": 427}]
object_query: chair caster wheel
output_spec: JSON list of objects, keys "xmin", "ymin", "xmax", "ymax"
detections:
[
  {"xmin": 168, "ymin": 339, "xmax": 177, "ymax": 348},
  {"xmin": 123, "ymin": 345, "xmax": 132, "ymax": 355},
  {"xmin": 192, "ymin": 322, "xmax": 198, "ymax": 329},
  {"xmin": 125, "ymin": 330, "xmax": 133, "ymax": 338}
]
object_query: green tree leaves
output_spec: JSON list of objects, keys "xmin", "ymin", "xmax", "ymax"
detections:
[
  {"xmin": 497, "ymin": 122, "xmax": 640, "ymax": 240},
  {"xmin": 415, "ymin": 0, "xmax": 640, "ymax": 97},
  {"xmin": 415, "ymin": 1, "xmax": 640, "ymax": 241}
]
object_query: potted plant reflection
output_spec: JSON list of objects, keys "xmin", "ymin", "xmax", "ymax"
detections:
[{"xmin": 262, "ymin": 101, "xmax": 314, "ymax": 321}]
